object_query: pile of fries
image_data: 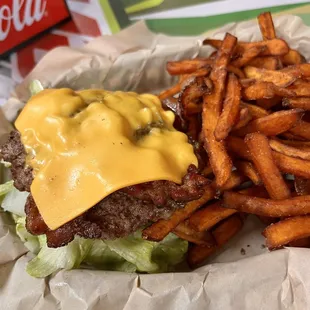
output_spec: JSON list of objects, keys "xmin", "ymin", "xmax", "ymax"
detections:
[{"xmin": 143, "ymin": 12, "xmax": 310, "ymax": 268}]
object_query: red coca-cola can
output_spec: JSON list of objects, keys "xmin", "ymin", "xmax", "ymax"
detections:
[{"xmin": 0, "ymin": 0, "xmax": 71, "ymax": 57}]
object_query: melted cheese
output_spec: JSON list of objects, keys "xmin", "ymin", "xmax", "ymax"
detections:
[{"xmin": 15, "ymin": 89, "xmax": 197, "ymax": 230}]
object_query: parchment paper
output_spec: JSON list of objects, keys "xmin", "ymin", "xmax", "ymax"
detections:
[{"xmin": 1, "ymin": 15, "xmax": 310, "ymax": 310}]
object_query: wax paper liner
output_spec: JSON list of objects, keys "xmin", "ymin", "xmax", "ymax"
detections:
[{"xmin": 1, "ymin": 15, "xmax": 310, "ymax": 310}]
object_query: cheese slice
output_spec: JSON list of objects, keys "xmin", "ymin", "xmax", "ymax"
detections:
[{"xmin": 15, "ymin": 89, "xmax": 197, "ymax": 230}]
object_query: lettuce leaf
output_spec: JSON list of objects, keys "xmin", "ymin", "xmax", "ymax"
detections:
[
  {"xmin": 0, "ymin": 180, "xmax": 14, "ymax": 197},
  {"xmin": 16, "ymin": 217, "xmax": 40, "ymax": 254},
  {"xmin": 152, "ymin": 233, "xmax": 189, "ymax": 271},
  {"xmin": 105, "ymin": 232, "xmax": 159, "ymax": 272},
  {"xmin": 0, "ymin": 180, "xmax": 14, "ymax": 204},
  {"xmin": 2, "ymin": 187, "xmax": 28, "ymax": 216},
  {"xmin": 106, "ymin": 232, "xmax": 188, "ymax": 273},
  {"xmin": 25, "ymin": 230, "xmax": 187, "ymax": 278},
  {"xmin": 84, "ymin": 239, "xmax": 137, "ymax": 272},
  {"xmin": 27, "ymin": 235, "xmax": 92, "ymax": 278}
]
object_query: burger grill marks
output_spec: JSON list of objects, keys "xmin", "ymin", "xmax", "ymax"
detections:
[{"xmin": 0, "ymin": 131, "xmax": 209, "ymax": 248}]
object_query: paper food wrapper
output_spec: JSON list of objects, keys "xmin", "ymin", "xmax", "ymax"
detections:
[{"xmin": 1, "ymin": 15, "xmax": 310, "ymax": 310}]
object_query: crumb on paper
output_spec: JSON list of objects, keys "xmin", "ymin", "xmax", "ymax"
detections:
[
  {"xmin": 247, "ymin": 244, "xmax": 250, "ymax": 247},
  {"xmin": 240, "ymin": 248, "xmax": 246, "ymax": 255},
  {"xmin": 261, "ymin": 244, "xmax": 266, "ymax": 249}
]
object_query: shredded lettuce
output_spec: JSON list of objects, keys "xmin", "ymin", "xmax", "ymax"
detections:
[
  {"xmin": 105, "ymin": 233, "xmax": 159, "ymax": 272},
  {"xmin": 152, "ymin": 233, "xmax": 189, "ymax": 271},
  {"xmin": 84, "ymin": 239, "xmax": 137, "ymax": 272},
  {"xmin": 106, "ymin": 232, "xmax": 187, "ymax": 273},
  {"xmin": 25, "ymin": 230, "xmax": 187, "ymax": 278},
  {"xmin": 0, "ymin": 183, "xmax": 188, "ymax": 277},
  {"xmin": 0, "ymin": 180, "xmax": 14, "ymax": 201},
  {"xmin": 26, "ymin": 235, "xmax": 92, "ymax": 278},
  {"xmin": 2, "ymin": 187, "xmax": 28, "ymax": 216},
  {"xmin": 16, "ymin": 217, "xmax": 40, "ymax": 254}
]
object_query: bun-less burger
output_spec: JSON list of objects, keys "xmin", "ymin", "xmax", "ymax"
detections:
[{"xmin": 0, "ymin": 88, "xmax": 209, "ymax": 276}]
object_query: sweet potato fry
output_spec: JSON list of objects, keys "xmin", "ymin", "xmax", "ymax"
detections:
[
  {"xmin": 258, "ymin": 12, "xmax": 276, "ymax": 40},
  {"xmin": 240, "ymin": 102, "xmax": 269, "ymax": 119},
  {"xmin": 142, "ymin": 185, "xmax": 215, "ymax": 241},
  {"xmin": 203, "ymin": 39, "xmax": 232, "ymax": 50},
  {"xmin": 166, "ymin": 58, "xmax": 244, "ymax": 79},
  {"xmin": 244, "ymin": 66, "xmax": 296, "ymax": 87},
  {"xmin": 214, "ymin": 74, "xmax": 241, "ymax": 141},
  {"xmin": 179, "ymin": 68, "xmax": 212, "ymax": 87},
  {"xmin": 269, "ymin": 138, "xmax": 310, "ymax": 160},
  {"xmin": 201, "ymin": 165, "xmax": 213, "ymax": 177},
  {"xmin": 281, "ymin": 64, "xmax": 310, "ymax": 78},
  {"xmin": 256, "ymin": 96, "xmax": 282, "ymax": 110},
  {"xmin": 226, "ymin": 136, "xmax": 252, "ymax": 161},
  {"xmin": 213, "ymin": 214, "xmax": 244, "ymax": 245},
  {"xmin": 231, "ymin": 46, "xmax": 265, "ymax": 68},
  {"xmin": 288, "ymin": 121, "xmax": 310, "ymax": 141},
  {"xmin": 257, "ymin": 12, "xmax": 284, "ymax": 73},
  {"xmin": 275, "ymin": 139, "xmax": 310, "ymax": 151},
  {"xmin": 223, "ymin": 192, "xmax": 310, "ymax": 217},
  {"xmin": 166, "ymin": 58, "xmax": 213, "ymax": 75},
  {"xmin": 272, "ymin": 151, "xmax": 310, "ymax": 179},
  {"xmin": 227, "ymin": 139, "xmax": 304, "ymax": 179},
  {"xmin": 238, "ymin": 185, "xmax": 269, "ymax": 198},
  {"xmin": 288, "ymin": 80, "xmax": 310, "ymax": 97},
  {"xmin": 159, "ymin": 83, "xmax": 181, "ymax": 100},
  {"xmin": 239, "ymin": 79, "xmax": 256, "ymax": 88},
  {"xmin": 180, "ymin": 77, "xmax": 208, "ymax": 117},
  {"xmin": 240, "ymin": 40, "xmax": 288, "ymax": 56},
  {"xmin": 263, "ymin": 216, "xmax": 310, "ymax": 249},
  {"xmin": 234, "ymin": 109, "xmax": 303, "ymax": 137},
  {"xmin": 295, "ymin": 177, "xmax": 310, "ymax": 196},
  {"xmin": 248, "ymin": 56, "xmax": 279, "ymax": 70},
  {"xmin": 203, "ymin": 38, "xmax": 289, "ymax": 57},
  {"xmin": 232, "ymin": 107, "xmax": 252, "ymax": 130},
  {"xmin": 189, "ymin": 201, "xmax": 237, "ymax": 232},
  {"xmin": 188, "ymin": 214, "xmax": 243, "ymax": 267},
  {"xmin": 281, "ymin": 50, "xmax": 306, "ymax": 66},
  {"xmin": 202, "ymin": 33, "xmax": 236, "ymax": 187},
  {"xmin": 227, "ymin": 65, "xmax": 245, "ymax": 78},
  {"xmin": 242, "ymin": 81, "xmax": 296, "ymax": 100},
  {"xmin": 245, "ymin": 133, "xmax": 291, "ymax": 199},
  {"xmin": 217, "ymin": 170, "xmax": 247, "ymax": 191},
  {"xmin": 187, "ymin": 244, "xmax": 217, "ymax": 268},
  {"xmin": 186, "ymin": 67, "xmax": 212, "ymax": 79},
  {"xmin": 281, "ymin": 132, "xmax": 306, "ymax": 141},
  {"xmin": 204, "ymin": 77, "xmax": 213, "ymax": 90},
  {"xmin": 234, "ymin": 160, "xmax": 262, "ymax": 185},
  {"xmin": 283, "ymin": 97, "xmax": 310, "ymax": 110},
  {"xmin": 173, "ymin": 221, "xmax": 216, "ymax": 246}
]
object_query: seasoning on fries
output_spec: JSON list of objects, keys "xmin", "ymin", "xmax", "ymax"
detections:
[
  {"xmin": 187, "ymin": 214, "xmax": 244, "ymax": 268},
  {"xmin": 245, "ymin": 132, "xmax": 291, "ymax": 199},
  {"xmin": 263, "ymin": 216, "xmax": 310, "ymax": 249},
  {"xmin": 223, "ymin": 192, "xmax": 310, "ymax": 217}
]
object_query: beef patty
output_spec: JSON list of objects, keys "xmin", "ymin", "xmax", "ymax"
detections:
[{"xmin": 1, "ymin": 130, "xmax": 209, "ymax": 247}]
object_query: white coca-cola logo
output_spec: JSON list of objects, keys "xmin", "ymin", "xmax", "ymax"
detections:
[{"xmin": 0, "ymin": 0, "xmax": 47, "ymax": 41}]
